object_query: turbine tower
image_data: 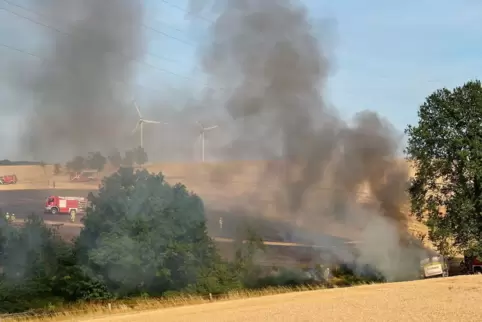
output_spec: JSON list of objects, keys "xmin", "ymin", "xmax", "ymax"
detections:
[
  {"xmin": 131, "ymin": 101, "xmax": 165, "ymax": 148},
  {"xmin": 197, "ymin": 121, "xmax": 218, "ymax": 162}
]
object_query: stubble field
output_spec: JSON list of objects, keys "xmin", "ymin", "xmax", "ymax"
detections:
[{"xmin": 75, "ymin": 275, "xmax": 482, "ymax": 322}]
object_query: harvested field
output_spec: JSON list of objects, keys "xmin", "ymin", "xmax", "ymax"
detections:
[
  {"xmin": 0, "ymin": 160, "xmax": 427, "ymax": 240},
  {"xmin": 80, "ymin": 275, "xmax": 482, "ymax": 322}
]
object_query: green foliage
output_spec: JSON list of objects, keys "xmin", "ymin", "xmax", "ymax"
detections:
[
  {"xmin": 108, "ymin": 149, "xmax": 122, "ymax": 168},
  {"xmin": 405, "ymin": 80, "xmax": 482, "ymax": 255},
  {"xmin": 86, "ymin": 152, "xmax": 107, "ymax": 172},
  {"xmin": 331, "ymin": 264, "xmax": 385, "ymax": 284},
  {"xmin": 122, "ymin": 150, "xmax": 134, "ymax": 167},
  {"xmin": 76, "ymin": 167, "xmax": 236, "ymax": 297},
  {"xmin": 66, "ymin": 156, "xmax": 85, "ymax": 173},
  {"xmin": 132, "ymin": 146, "xmax": 148, "ymax": 166},
  {"xmin": 231, "ymin": 226, "xmax": 265, "ymax": 287},
  {"xmin": 253, "ymin": 268, "xmax": 312, "ymax": 288},
  {"xmin": 0, "ymin": 214, "xmax": 111, "ymax": 313}
]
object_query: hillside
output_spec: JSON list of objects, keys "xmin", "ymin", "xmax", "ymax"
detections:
[{"xmin": 0, "ymin": 160, "xmax": 428, "ymax": 243}]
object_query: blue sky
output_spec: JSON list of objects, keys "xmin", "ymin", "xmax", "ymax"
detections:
[{"xmin": 1, "ymin": 0, "xmax": 481, "ymax": 159}]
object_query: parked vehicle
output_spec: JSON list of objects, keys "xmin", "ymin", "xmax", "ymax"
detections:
[
  {"xmin": 0, "ymin": 174, "xmax": 18, "ymax": 185},
  {"xmin": 44, "ymin": 195, "xmax": 88, "ymax": 217},
  {"xmin": 459, "ymin": 253, "xmax": 482, "ymax": 275},
  {"xmin": 69, "ymin": 170, "xmax": 98, "ymax": 182},
  {"xmin": 419, "ymin": 251, "xmax": 449, "ymax": 278}
]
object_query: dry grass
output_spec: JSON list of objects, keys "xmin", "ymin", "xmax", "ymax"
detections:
[
  {"xmin": 0, "ymin": 165, "xmax": 97, "ymax": 190},
  {"xmin": 0, "ymin": 283, "xmax": 366, "ymax": 322},
  {"xmin": 95, "ymin": 276, "xmax": 482, "ymax": 322},
  {"xmin": 0, "ymin": 165, "xmax": 51, "ymax": 187}
]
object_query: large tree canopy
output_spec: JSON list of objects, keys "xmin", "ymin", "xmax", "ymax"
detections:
[
  {"xmin": 405, "ymin": 80, "xmax": 482, "ymax": 255},
  {"xmin": 75, "ymin": 167, "xmax": 237, "ymax": 296}
]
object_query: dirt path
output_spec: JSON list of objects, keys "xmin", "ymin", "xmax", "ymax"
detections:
[{"xmin": 82, "ymin": 276, "xmax": 482, "ymax": 322}]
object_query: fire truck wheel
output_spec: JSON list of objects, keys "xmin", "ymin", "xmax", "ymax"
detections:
[{"xmin": 50, "ymin": 207, "xmax": 59, "ymax": 215}]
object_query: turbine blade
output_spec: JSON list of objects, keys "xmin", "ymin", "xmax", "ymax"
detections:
[
  {"xmin": 132, "ymin": 121, "xmax": 140, "ymax": 133},
  {"xmin": 133, "ymin": 100, "xmax": 142, "ymax": 118},
  {"xmin": 204, "ymin": 125, "xmax": 218, "ymax": 131},
  {"xmin": 142, "ymin": 120, "xmax": 161, "ymax": 124}
]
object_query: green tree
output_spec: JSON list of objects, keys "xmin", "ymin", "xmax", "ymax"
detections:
[
  {"xmin": 108, "ymin": 148, "xmax": 122, "ymax": 168},
  {"xmin": 122, "ymin": 150, "xmax": 134, "ymax": 167},
  {"xmin": 75, "ymin": 167, "xmax": 237, "ymax": 297},
  {"xmin": 86, "ymin": 152, "xmax": 107, "ymax": 172},
  {"xmin": 405, "ymin": 80, "xmax": 482, "ymax": 256},
  {"xmin": 66, "ymin": 156, "xmax": 85, "ymax": 173},
  {"xmin": 0, "ymin": 214, "xmax": 110, "ymax": 313},
  {"xmin": 133, "ymin": 146, "xmax": 148, "ymax": 166},
  {"xmin": 231, "ymin": 226, "xmax": 265, "ymax": 287}
]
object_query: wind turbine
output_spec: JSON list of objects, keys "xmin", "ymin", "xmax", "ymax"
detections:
[
  {"xmin": 131, "ymin": 100, "xmax": 166, "ymax": 149},
  {"xmin": 196, "ymin": 121, "xmax": 218, "ymax": 162}
]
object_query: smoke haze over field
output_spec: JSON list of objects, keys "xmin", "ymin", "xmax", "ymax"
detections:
[
  {"xmin": 189, "ymin": 0, "xmax": 423, "ymax": 280},
  {"xmin": 2, "ymin": 0, "xmax": 427, "ymax": 280}
]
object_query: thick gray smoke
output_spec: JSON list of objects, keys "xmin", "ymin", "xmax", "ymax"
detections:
[
  {"xmin": 18, "ymin": 0, "xmax": 145, "ymax": 161},
  {"xmin": 189, "ymin": 0, "xmax": 427, "ymax": 281}
]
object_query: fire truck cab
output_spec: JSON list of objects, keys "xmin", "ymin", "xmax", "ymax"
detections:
[{"xmin": 44, "ymin": 196, "xmax": 87, "ymax": 216}]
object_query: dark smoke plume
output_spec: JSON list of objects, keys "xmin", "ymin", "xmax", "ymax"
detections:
[
  {"xmin": 189, "ymin": 0, "xmax": 425, "ymax": 280},
  {"xmin": 19, "ymin": 0, "xmax": 145, "ymax": 161}
]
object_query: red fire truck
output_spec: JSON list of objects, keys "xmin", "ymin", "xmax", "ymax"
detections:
[
  {"xmin": 460, "ymin": 254, "xmax": 482, "ymax": 274},
  {"xmin": 44, "ymin": 196, "xmax": 88, "ymax": 216},
  {"xmin": 0, "ymin": 174, "xmax": 18, "ymax": 185}
]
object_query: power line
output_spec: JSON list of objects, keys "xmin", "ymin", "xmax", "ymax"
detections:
[
  {"xmin": 142, "ymin": 22, "xmax": 196, "ymax": 47},
  {"xmin": 0, "ymin": 4, "xmax": 198, "ymax": 82},
  {"xmin": 2, "ymin": 0, "xmax": 196, "ymax": 48},
  {"xmin": 160, "ymin": 0, "xmax": 213, "ymax": 23},
  {"xmin": 0, "ymin": 42, "xmax": 180, "ymax": 97},
  {"xmin": 0, "ymin": 0, "xmax": 187, "ymax": 61},
  {"xmin": 0, "ymin": 42, "xmax": 41, "ymax": 60},
  {"xmin": 0, "ymin": 1, "xmax": 195, "ymax": 74}
]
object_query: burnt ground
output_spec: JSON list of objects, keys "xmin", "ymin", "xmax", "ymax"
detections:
[{"xmin": 0, "ymin": 189, "xmax": 355, "ymax": 265}]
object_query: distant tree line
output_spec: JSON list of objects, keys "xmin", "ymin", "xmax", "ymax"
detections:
[
  {"xmin": 0, "ymin": 160, "xmax": 44, "ymax": 166},
  {"xmin": 63, "ymin": 147, "xmax": 148, "ymax": 174}
]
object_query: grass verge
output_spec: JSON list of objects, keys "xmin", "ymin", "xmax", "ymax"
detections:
[{"xmin": 1, "ymin": 279, "xmax": 377, "ymax": 321}]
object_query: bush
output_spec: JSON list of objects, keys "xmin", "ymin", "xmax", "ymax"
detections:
[
  {"xmin": 0, "ymin": 214, "xmax": 110, "ymax": 313},
  {"xmin": 253, "ymin": 268, "xmax": 313, "ymax": 288}
]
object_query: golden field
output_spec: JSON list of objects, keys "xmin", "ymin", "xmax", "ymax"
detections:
[{"xmin": 3, "ymin": 276, "xmax": 481, "ymax": 321}]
